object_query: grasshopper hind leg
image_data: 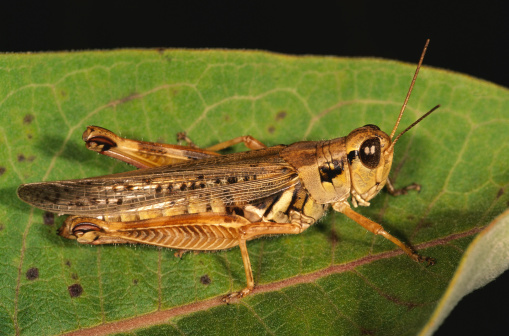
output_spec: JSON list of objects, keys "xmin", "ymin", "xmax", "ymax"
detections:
[{"xmin": 178, "ymin": 131, "xmax": 268, "ymax": 152}]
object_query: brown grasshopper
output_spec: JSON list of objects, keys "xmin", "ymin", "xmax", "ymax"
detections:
[{"xmin": 17, "ymin": 40, "xmax": 438, "ymax": 302}]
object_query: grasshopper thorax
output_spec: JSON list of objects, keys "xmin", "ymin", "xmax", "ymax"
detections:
[{"xmin": 345, "ymin": 125, "xmax": 393, "ymax": 207}]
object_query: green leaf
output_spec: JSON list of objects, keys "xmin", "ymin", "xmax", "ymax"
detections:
[
  {"xmin": 1, "ymin": 50, "xmax": 508, "ymax": 336},
  {"xmin": 420, "ymin": 209, "xmax": 509, "ymax": 336}
]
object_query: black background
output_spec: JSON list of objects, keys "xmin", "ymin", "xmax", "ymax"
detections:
[{"xmin": 2, "ymin": 1, "xmax": 508, "ymax": 334}]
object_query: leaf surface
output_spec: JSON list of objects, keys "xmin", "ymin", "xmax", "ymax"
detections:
[{"xmin": 0, "ymin": 49, "xmax": 508, "ymax": 335}]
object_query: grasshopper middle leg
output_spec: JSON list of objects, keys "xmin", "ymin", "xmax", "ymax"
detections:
[{"xmin": 332, "ymin": 201, "xmax": 435, "ymax": 265}]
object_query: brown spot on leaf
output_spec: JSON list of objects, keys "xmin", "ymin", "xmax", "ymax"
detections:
[
  {"xmin": 23, "ymin": 114, "xmax": 34, "ymax": 124},
  {"xmin": 329, "ymin": 228, "xmax": 339, "ymax": 245},
  {"xmin": 496, "ymin": 188, "xmax": 504, "ymax": 199},
  {"xmin": 419, "ymin": 220, "xmax": 433, "ymax": 229},
  {"xmin": 27, "ymin": 134, "xmax": 32, "ymax": 139},
  {"xmin": 71, "ymin": 273, "xmax": 78, "ymax": 280},
  {"xmin": 61, "ymin": 90, "xmax": 67, "ymax": 97},
  {"xmin": 68, "ymin": 283, "xmax": 83, "ymax": 298},
  {"xmin": 43, "ymin": 212, "xmax": 54, "ymax": 225},
  {"xmin": 0, "ymin": 167, "xmax": 5, "ymax": 176},
  {"xmin": 133, "ymin": 279, "xmax": 138, "ymax": 285},
  {"xmin": 117, "ymin": 92, "xmax": 139, "ymax": 104},
  {"xmin": 65, "ymin": 260, "xmax": 71, "ymax": 267},
  {"xmin": 224, "ymin": 115, "xmax": 230, "ymax": 121},
  {"xmin": 200, "ymin": 274, "xmax": 211, "ymax": 285},
  {"xmin": 26, "ymin": 267, "xmax": 39, "ymax": 280},
  {"xmin": 17, "ymin": 154, "xmax": 35, "ymax": 162},
  {"xmin": 0, "ymin": 223, "xmax": 4, "ymax": 231},
  {"xmin": 276, "ymin": 111, "xmax": 287, "ymax": 121},
  {"xmin": 268, "ymin": 126, "xmax": 275, "ymax": 134}
]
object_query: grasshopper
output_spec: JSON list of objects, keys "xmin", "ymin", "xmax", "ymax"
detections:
[{"xmin": 17, "ymin": 40, "xmax": 438, "ymax": 302}]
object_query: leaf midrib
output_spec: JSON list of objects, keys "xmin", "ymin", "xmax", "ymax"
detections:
[{"xmin": 55, "ymin": 226, "xmax": 482, "ymax": 336}]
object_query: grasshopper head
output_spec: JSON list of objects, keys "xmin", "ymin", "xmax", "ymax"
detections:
[
  {"xmin": 345, "ymin": 125, "xmax": 393, "ymax": 206},
  {"xmin": 343, "ymin": 40, "xmax": 440, "ymax": 207},
  {"xmin": 345, "ymin": 102, "xmax": 439, "ymax": 207}
]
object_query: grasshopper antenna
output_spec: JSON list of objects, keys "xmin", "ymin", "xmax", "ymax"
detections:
[
  {"xmin": 387, "ymin": 39, "xmax": 440, "ymax": 152},
  {"xmin": 389, "ymin": 39, "xmax": 430, "ymax": 141},
  {"xmin": 390, "ymin": 104, "xmax": 440, "ymax": 149}
]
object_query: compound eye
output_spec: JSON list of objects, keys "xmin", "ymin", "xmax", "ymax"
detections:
[
  {"xmin": 362, "ymin": 124, "xmax": 380, "ymax": 131},
  {"xmin": 72, "ymin": 223, "xmax": 100, "ymax": 236},
  {"xmin": 359, "ymin": 137, "xmax": 381, "ymax": 169}
]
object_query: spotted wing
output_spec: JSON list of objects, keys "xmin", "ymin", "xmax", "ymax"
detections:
[{"xmin": 18, "ymin": 146, "xmax": 299, "ymax": 216}]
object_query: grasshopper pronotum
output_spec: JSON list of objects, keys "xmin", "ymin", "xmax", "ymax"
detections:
[{"xmin": 18, "ymin": 40, "xmax": 438, "ymax": 301}]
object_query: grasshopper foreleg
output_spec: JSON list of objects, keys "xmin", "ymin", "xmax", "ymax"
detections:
[{"xmin": 385, "ymin": 177, "xmax": 421, "ymax": 196}]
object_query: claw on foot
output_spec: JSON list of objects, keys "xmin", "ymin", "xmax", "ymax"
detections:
[
  {"xmin": 176, "ymin": 132, "xmax": 198, "ymax": 148},
  {"xmin": 221, "ymin": 287, "xmax": 253, "ymax": 304},
  {"xmin": 388, "ymin": 182, "xmax": 421, "ymax": 196},
  {"xmin": 410, "ymin": 252, "xmax": 436, "ymax": 266}
]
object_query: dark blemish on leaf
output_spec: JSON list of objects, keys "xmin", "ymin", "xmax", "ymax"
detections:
[
  {"xmin": 496, "ymin": 188, "xmax": 504, "ymax": 199},
  {"xmin": 419, "ymin": 220, "xmax": 433, "ymax": 229},
  {"xmin": 17, "ymin": 154, "xmax": 35, "ymax": 163},
  {"xmin": 224, "ymin": 115, "xmax": 230, "ymax": 121},
  {"xmin": 65, "ymin": 260, "xmax": 71, "ymax": 267},
  {"xmin": 133, "ymin": 279, "xmax": 138, "ymax": 285},
  {"xmin": 200, "ymin": 274, "xmax": 211, "ymax": 285},
  {"xmin": 43, "ymin": 212, "xmax": 54, "ymax": 225},
  {"xmin": 157, "ymin": 48, "xmax": 165, "ymax": 55},
  {"xmin": 117, "ymin": 92, "xmax": 139, "ymax": 105},
  {"xmin": 71, "ymin": 273, "xmax": 78, "ymax": 280},
  {"xmin": 329, "ymin": 228, "xmax": 339, "ymax": 245},
  {"xmin": 268, "ymin": 126, "xmax": 275, "ymax": 134},
  {"xmin": 61, "ymin": 90, "xmax": 67, "ymax": 97},
  {"xmin": 68, "ymin": 283, "xmax": 83, "ymax": 298},
  {"xmin": 0, "ymin": 223, "xmax": 4, "ymax": 231},
  {"xmin": 26, "ymin": 267, "xmax": 39, "ymax": 280},
  {"xmin": 27, "ymin": 134, "xmax": 32, "ymax": 139},
  {"xmin": 276, "ymin": 111, "xmax": 287, "ymax": 121},
  {"xmin": 23, "ymin": 114, "xmax": 34, "ymax": 124},
  {"xmin": 361, "ymin": 328, "xmax": 375, "ymax": 335},
  {"xmin": 0, "ymin": 167, "xmax": 5, "ymax": 176},
  {"xmin": 171, "ymin": 88, "xmax": 179, "ymax": 96}
]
